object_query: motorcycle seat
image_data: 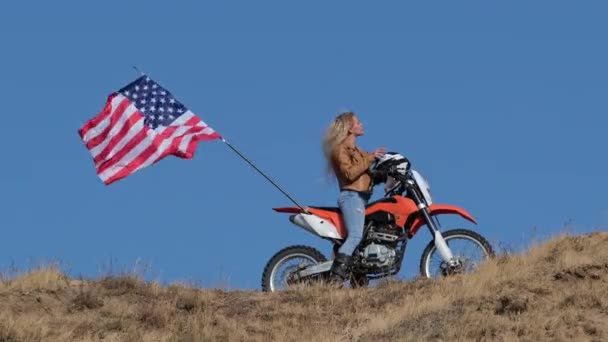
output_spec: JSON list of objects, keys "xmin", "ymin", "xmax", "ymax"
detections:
[
  {"xmin": 308, "ymin": 198, "xmax": 397, "ymax": 213},
  {"xmin": 309, "ymin": 206, "xmax": 341, "ymax": 212}
]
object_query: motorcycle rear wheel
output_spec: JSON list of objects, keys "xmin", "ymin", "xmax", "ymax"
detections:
[
  {"xmin": 419, "ymin": 228, "xmax": 494, "ymax": 278},
  {"xmin": 261, "ymin": 245, "xmax": 327, "ymax": 292}
]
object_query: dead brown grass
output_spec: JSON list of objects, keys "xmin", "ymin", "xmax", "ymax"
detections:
[{"xmin": 0, "ymin": 232, "xmax": 607, "ymax": 341}]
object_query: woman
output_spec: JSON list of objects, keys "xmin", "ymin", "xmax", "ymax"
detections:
[{"xmin": 322, "ymin": 111, "xmax": 385, "ymax": 281}]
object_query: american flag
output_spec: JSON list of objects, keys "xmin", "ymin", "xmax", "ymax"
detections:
[{"xmin": 78, "ymin": 76, "xmax": 221, "ymax": 185}]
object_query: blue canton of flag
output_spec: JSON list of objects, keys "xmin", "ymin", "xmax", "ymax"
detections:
[{"xmin": 118, "ymin": 76, "xmax": 188, "ymax": 130}]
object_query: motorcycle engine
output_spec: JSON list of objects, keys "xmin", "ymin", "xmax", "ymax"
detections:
[
  {"xmin": 362, "ymin": 243, "xmax": 396, "ymax": 268},
  {"xmin": 360, "ymin": 221, "xmax": 401, "ymax": 268}
]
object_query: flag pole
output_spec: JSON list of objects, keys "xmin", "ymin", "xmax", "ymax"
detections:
[
  {"xmin": 130, "ymin": 66, "xmax": 310, "ymax": 214},
  {"xmin": 220, "ymin": 137, "xmax": 310, "ymax": 214},
  {"xmin": 132, "ymin": 66, "xmax": 146, "ymax": 76}
]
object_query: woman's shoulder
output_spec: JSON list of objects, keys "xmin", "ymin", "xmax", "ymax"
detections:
[
  {"xmin": 330, "ymin": 143, "xmax": 349, "ymax": 160},
  {"xmin": 333, "ymin": 143, "xmax": 368, "ymax": 161},
  {"xmin": 333, "ymin": 143, "xmax": 354, "ymax": 155}
]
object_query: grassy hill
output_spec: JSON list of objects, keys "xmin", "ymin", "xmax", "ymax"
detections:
[{"xmin": 1, "ymin": 232, "xmax": 607, "ymax": 341}]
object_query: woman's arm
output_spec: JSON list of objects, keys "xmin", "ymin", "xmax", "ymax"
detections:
[{"xmin": 334, "ymin": 147, "xmax": 375, "ymax": 182}]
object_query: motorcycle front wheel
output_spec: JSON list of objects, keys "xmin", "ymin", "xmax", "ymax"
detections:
[
  {"xmin": 261, "ymin": 245, "xmax": 327, "ymax": 292},
  {"xmin": 419, "ymin": 228, "xmax": 494, "ymax": 278}
]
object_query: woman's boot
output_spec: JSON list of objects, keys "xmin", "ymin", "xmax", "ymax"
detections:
[{"xmin": 329, "ymin": 253, "xmax": 352, "ymax": 282}]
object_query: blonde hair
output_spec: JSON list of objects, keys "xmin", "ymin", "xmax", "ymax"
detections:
[{"xmin": 322, "ymin": 111, "xmax": 355, "ymax": 176}]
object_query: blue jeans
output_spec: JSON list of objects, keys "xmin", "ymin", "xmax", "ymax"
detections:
[{"xmin": 337, "ymin": 190, "xmax": 369, "ymax": 256}]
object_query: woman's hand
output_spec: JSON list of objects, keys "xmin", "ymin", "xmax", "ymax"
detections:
[{"xmin": 372, "ymin": 147, "xmax": 386, "ymax": 158}]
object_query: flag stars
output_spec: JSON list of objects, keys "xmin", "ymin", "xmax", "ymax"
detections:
[{"xmin": 118, "ymin": 77, "xmax": 189, "ymax": 129}]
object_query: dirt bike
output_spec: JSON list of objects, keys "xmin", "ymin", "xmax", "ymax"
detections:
[{"xmin": 261, "ymin": 154, "xmax": 495, "ymax": 292}]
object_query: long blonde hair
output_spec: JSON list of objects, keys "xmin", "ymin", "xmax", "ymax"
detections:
[{"xmin": 322, "ymin": 111, "xmax": 355, "ymax": 177}]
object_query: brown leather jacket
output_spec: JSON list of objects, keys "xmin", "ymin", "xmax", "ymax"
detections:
[{"xmin": 331, "ymin": 143, "xmax": 376, "ymax": 193}]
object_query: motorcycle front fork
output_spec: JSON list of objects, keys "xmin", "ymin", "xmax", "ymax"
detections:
[{"xmin": 420, "ymin": 206, "xmax": 455, "ymax": 264}]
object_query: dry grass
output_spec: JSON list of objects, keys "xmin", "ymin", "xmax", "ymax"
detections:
[{"xmin": 0, "ymin": 232, "xmax": 607, "ymax": 341}]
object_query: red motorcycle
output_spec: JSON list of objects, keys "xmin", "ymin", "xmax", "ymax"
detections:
[{"xmin": 261, "ymin": 153, "xmax": 494, "ymax": 292}]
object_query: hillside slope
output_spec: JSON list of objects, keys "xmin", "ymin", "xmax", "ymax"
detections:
[{"xmin": 1, "ymin": 232, "xmax": 607, "ymax": 341}]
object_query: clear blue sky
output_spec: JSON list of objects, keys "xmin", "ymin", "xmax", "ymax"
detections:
[{"xmin": 0, "ymin": 1, "xmax": 606, "ymax": 289}]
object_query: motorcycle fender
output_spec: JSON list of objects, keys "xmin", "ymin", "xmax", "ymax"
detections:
[
  {"xmin": 410, "ymin": 204, "xmax": 477, "ymax": 236},
  {"xmin": 290, "ymin": 213, "xmax": 343, "ymax": 240}
]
